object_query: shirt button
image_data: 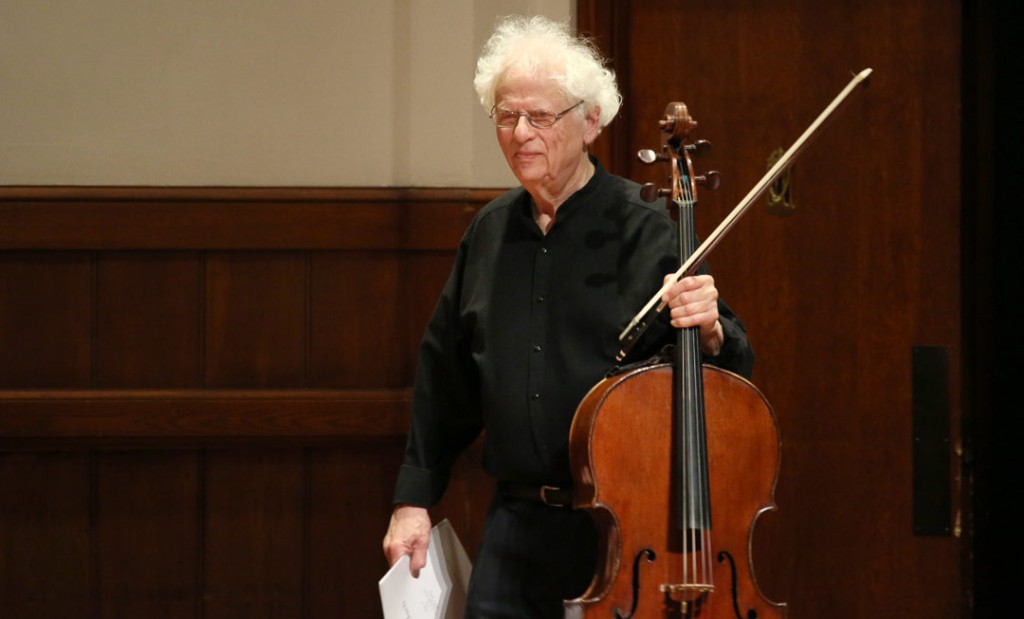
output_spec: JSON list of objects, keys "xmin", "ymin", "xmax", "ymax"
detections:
[
  {"xmin": 540, "ymin": 247, "xmax": 549, "ymax": 254},
  {"xmin": 533, "ymin": 345, "xmax": 542, "ymax": 352},
  {"xmin": 536, "ymin": 295, "xmax": 545, "ymax": 303},
  {"xmin": 531, "ymin": 393, "xmax": 541, "ymax": 400}
]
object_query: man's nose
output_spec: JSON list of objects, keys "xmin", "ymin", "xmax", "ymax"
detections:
[{"xmin": 512, "ymin": 115, "xmax": 535, "ymax": 139}]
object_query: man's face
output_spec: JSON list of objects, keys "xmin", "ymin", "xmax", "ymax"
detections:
[{"xmin": 493, "ymin": 72, "xmax": 599, "ymax": 194}]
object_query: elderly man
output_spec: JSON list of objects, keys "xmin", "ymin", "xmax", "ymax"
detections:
[{"xmin": 383, "ymin": 15, "xmax": 753, "ymax": 618}]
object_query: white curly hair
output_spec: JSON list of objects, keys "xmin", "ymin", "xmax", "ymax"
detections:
[{"xmin": 473, "ymin": 15, "xmax": 622, "ymax": 129}]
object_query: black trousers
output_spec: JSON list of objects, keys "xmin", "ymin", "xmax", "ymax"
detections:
[{"xmin": 464, "ymin": 491, "xmax": 598, "ymax": 618}]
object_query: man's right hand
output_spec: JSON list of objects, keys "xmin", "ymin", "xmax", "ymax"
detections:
[{"xmin": 382, "ymin": 504, "xmax": 432, "ymax": 576}]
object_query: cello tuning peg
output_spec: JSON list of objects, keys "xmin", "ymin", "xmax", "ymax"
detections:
[
  {"xmin": 696, "ymin": 171, "xmax": 722, "ymax": 191},
  {"xmin": 639, "ymin": 182, "xmax": 670, "ymax": 203},
  {"xmin": 685, "ymin": 139, "xmax": 713, "ymax": 157},
  {"xmin": 637, "ymin": 149, "xmax": 667, "ymax": 165}
]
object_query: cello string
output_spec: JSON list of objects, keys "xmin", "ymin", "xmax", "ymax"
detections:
[
  {"xmin": 679, "ymin": 165, "xmax": 711, "ymax": 589},
  {"xmin": 680, "ymin": 161, "xmax": 696, "ymax": 588},
  {"xmin": 680, "ymin": 163, "xmax": 715, "ymax": 589}
]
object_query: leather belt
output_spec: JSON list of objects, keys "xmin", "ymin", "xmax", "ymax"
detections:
[{"xmin": 497, "ymin": 482, "xmax": 574, "ymax": 507}]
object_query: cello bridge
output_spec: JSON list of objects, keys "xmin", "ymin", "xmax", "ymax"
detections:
[{"xmin": 658, "ymin": 583, "xmax": 714, "ymax": 604}]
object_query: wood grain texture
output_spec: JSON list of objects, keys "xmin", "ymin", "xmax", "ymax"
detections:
[{"xmin": 0, "ymin": 186, "xmax": 486, "ymax": 617}]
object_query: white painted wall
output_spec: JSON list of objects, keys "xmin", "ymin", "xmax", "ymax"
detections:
[{"xmin": 0, "ymin": 0, "xmax": 571, "ymax": 187}]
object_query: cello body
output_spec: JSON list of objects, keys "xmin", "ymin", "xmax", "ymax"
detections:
[
  {"xmin": 565, "ymin": 362, "xmax": 786, "ymax": 619},
  {"xmin": 562, "ymin": 101, "xmax": 791, "ymax": 619}
]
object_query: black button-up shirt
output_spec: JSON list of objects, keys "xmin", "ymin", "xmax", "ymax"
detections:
[{"xmin": 393, "ymin": 160, "xmax": 753, "ymax": 507}]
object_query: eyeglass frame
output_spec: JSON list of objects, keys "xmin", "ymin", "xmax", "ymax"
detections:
[{"xmin": 488, "ymin": 100, "xmax": 586, "ymax": 129}]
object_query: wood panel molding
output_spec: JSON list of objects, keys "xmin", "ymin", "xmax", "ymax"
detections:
[
  {"xmin": 0, "ymin": 389, "xmax": 412, "ymax": 447},
  {"xmin": 0, "ymin": 186, "xmax": 504, "ymax": 250}
]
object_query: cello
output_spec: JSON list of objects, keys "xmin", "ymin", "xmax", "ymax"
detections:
[
  {"xmin": 565, "ymin": 101, "xmax": 786, "ymax": 619},
  {"xmin": 566, "ymin": 70, "xmax": 872, "ymax": 619}
]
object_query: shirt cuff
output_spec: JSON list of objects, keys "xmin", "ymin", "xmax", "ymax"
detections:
[{"xmin": 392, "ymin": 463, "xmax": 450, "ymax": 507}]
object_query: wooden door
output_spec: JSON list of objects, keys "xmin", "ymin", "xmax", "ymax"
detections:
[{"xmin": 579, "ymin": 1, "xmax": 964, "ymax": 617}]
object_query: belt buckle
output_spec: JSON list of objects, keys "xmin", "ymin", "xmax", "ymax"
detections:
[{"xmin": 540, "ymin": 485, "xmax": 566, "ymax": 507}]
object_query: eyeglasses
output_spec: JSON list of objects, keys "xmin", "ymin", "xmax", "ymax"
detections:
[{"xmin": 489, "ymin": 100, "xmax": 585, "ymax": 129}]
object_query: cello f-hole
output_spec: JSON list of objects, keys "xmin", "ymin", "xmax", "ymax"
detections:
[
  {"xmin": 718, "ymin": 550, "xmax": 757, "ymax": 619},
  {"xmin": 614, "ymin": 548, "xmax": 657, "ymax": 619}
]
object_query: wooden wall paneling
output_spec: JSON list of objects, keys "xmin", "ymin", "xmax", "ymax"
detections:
[
  {"xmin": 0, "ymin": 452, "xmax": 91, "ymax": 617},
  {"xmin": 307, "ymin": 441, "xmax": 404, "ymax": 617},
  {"xmin": 579, "ymin": 1, "xmax": 963, "ymax": 617},
  {"xmin": 0, "ymin": 189, "xmax": 409, "ymax": 250},
  {"xmin": 0, "ymin": 251, "xmax": 93, "ymax": 388},
  {"xmin": 0, "ymin": 187, "xmax": 500, "ymax": 617},
  {"xmin": 94, "ymin": 450, "xmax": 201, "ymax": 617},
  {"xmin": 397, "ymin": 193, "xmax": 487, "ymax": 371},
  {"xmin": 309, "ymin": 251, "xmax": 405, "ymax": 388},
  {"xmin": 204, "ymin": 252, "xmax": 308, "ymax": 388},
  {"xmin": 574, "ymin": 0, "xmax": 632, "ymax": 175},
  {"xmin": 0, "ymin": 187, "xmax": 498, "ymax": 252},
  {"xmin": 203, "ymin": 449, "xmax": 305, "ymax": 617},
  {"xmin": 0, "ymin": 390, "xmax": 411, "ymax": 447},
  {"xmin": 94, "ymin": 252, "xmax": 203, "ymax": 388}
]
